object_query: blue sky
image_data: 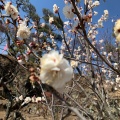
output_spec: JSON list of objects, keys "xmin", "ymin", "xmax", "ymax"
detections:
[
  {"xmin": 94, "ymin": 0, "xmax": 120, "ymax": 29},
  {"xmin": 30, "ymin": 0, "xmax": 120, "ymax": 32},
  {"xmin": 30, "ymin": 0, "xmax": 65, "ymax": 20}
]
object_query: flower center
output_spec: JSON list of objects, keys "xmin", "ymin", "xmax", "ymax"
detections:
[
  {"xmin": 118, "ymin": 29, "xmax": 120, "ymax": 33},
  {"xmin": 53, "ymin": 58, "xmax": 56, "ymax": 62}
]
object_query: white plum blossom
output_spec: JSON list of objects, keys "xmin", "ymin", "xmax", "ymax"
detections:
[
  {"xmin": 93, "ymin": 1, "xmax": 100, "ymax": 7},
  {"xmin": 108, "ymin": 52, "xmax": 112, "ymax": 57},
  {"xmin": 116, "ymin": 75, "xmax": 120, "ymax": 83},
  {"xmin": 31, "ymin": 96, "xmax": 36, "ymax": 103},
  {"xmin": 21, "ymin": 97, "xmax": 31, "ymax": 106},
  {"xmin": 47, "ymin": 46, "xmax": 52, "ymax": 51},
  {"xmin": 17, "ymin": 21, "xmax": 31, "ymax": 39},
  {"xmin": 40, "ymin": 23, "xmax": 45, "ymax": 28},
  {"xmin": 99, "ymin": 39, "xmax": 104, "ymax": 43},
  {"xmin": 35, "ymin": 97, "xmax": 42, "ymax": 103},
  {"xmin": 53, "ymin": 4, "xmax": 59, "ymax": 13},
  {"xmin": 15, "ymin": 97, "xmax": 19, "ymax": 102},
  {"xmin": 63, "ymin": 4, "xmax": 74, "ymax": 19},
  {"xmin": 50, "ymin": 34, "xmax": 54, "ymax": 39},
  {"xmin": 49, "ymin": 17, "xmax": 54, "ymax": 24},
  {"xmin": 92, "ymin": 41, "xmax": 96, "ymax": 46},
  {"xmin": 103, "ymin": 52, "xmax": 107, "ymax": 56},
  {"xmin": 105, "ymin": 80, "xmax": 110, "ymax": 84},
  {"xmin": 64, "ymin": 21, "xmax": 70, "ymax": 25},
  {"xmin": 88, "ymin": 0, "xmax": 92, "ymax": 5},
  {"xmin": 19, "ymin": 95, "xmax": 23, "ymax": 101},
  {"xmin": 113, "ymin": 63, "xmax": 118, "ymax": 69},
  {"xmin": 64, "ymin": 0, "xmax": 68, "ymax": 4},
  {"xmin": 103, "ymin": 10, "xmax": 109, "ymax": 20},
  {"xmin": 70, "ymin": 60, "xmax": 78, "ymax": 68},
  {"xmin": 39, "ymin": 32, "xmax": 44, "ymax": 38},
  {"xmin": 104, "ymin": 10, "xmax": 109, "ymax": 16},
  {"xmin": 110, "ymin": 81, "xmax": 115, "ymax": 85},
  {"xmin": 17, "ymin": 56, "xmax": 25, "ymax": 65},
  {"xmin": 101, "ymin": 68, "xmax": 107, "ymax": 73},
  {"xmin": 94, "ymin": 11, "xmax": 98, "ymax": 16},
  {"xmin": 114, "ymin": 19, "xmax": 120, "ymax": 42},
  {"xmin": 40, "ymin": 50, "xmax": 73, "ymax": 93},
  {"xmin": 98, "ymin": 19, "xmax": 103, "ymax": 28},
  {"xmin": 4, "ymin": 2, "xmax": 19, "ymax": 20},
  {"xmin": 97, "ymin": 10, "xmax": 109, "ymax": 28},
  {"xmin": 72, "ymin": 19, "xmax": 80, "ymax": 32},
  {"xmin": 15, "ymin": 95, "xmax": 23, "ymax": 102},
  {"xmin": 18, "ymin": 59, "xmax": 25, "ymax": 65},
  {"xmin": 41, "ymin": 96, "xmax": 46, "ymax": 101}
]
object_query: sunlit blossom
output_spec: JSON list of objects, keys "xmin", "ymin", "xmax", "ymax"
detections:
[
  {"xmin": 70, "ymin": 60, "xmax": 78, "ymax": 68},
  {"xmin": 17, "ymin": 21, "xmax": 31, "ymax": 39},
  {"xmin": 40, "ymin": 23, "xmax": 45, "ymax": 28},
  {"xmin": 104, "ymin": 10, "xmax": 109, "ymax": 15},
  {"xmin": 93, "ymin": 1, "xmax": 100, "ymax": 7},
  {"xmin": 53, "ymin": 4, "xmax": 59, "ymax": 13},
  {"xmin": 39, "ymin": 32, "xmax": 44, "ymax": 38},
  {"xmin": 40, "ymin": 50, "xmax": 73, "ymax": 93},
  {"xmin": 64, "ymin": 0, "xmax": 68, "ymax": 4},
  {"xmin": 98, "ymin": 19, "xmax": 103, "ymax": 28},
  {"xmin": 114, "ymin": 19, "xmax": 120, "ymax": 42},
  {"xmin": 22, "ymin": 97, "xmax": 31, "ymax": 106},
  {"xmin": 4, "ymin": 2, "xmax": 19, "ymax": 20},
  {"xmin": 63, "ymin": 4, "xmax": 74, "ymax": 19},
  {"xmin": 116, "ymin": 75, "xmax": 120, "ymax": 83},
  {"xmin": 94, "ymin": 11, "xmax": 98, "ymax": 16},
  {"xmin": 49, "ymin": 17, "xmax": 54, "ymax": 24},
  {"xmin": 72, "ymin": 19, "xmax": 80, "ymax": 32}
]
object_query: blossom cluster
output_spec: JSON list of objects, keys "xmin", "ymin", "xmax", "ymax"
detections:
[
  {"xmin": 15, "ymin": 95, "xmax": 46, "ymax": 106},
  {"xmin": 5, "ymin": 2, "xmax": 19, "ymax": 20},
  {"xmin": 97, "ymin": 10, "xmax": 109, "ymax": 28},
  {"xmin": 61, "ymin": 0, "xmax": 120, "ymax": 92},
  {"xmin": 17, "ymin": 21, "xmax": 31, "ymax": 39}
]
